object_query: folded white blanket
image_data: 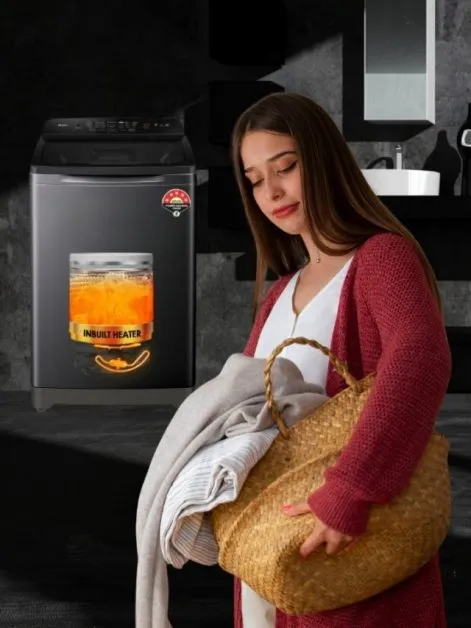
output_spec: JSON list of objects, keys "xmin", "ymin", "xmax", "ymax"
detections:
[
  {"xmin": 161, "ymin": 428, "xmax": 279, "ymax": 568},
  {"xmin": 135, "ymin": 353, "xmax": 326, "ymax": 628}
]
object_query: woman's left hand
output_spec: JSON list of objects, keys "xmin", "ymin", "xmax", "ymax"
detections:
[{"xmin": 282, "ymin": 502, "xmax": 356, "ymax": 558}]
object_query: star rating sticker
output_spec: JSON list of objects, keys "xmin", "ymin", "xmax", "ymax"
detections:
[{"xmin": 165, "ymin": 189, "xmax": 189, "ymax": 203}]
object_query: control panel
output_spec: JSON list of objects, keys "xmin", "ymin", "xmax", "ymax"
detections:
[{"xmin": 42, "ymin": 117, "xmax": 184, "ymax": 137}]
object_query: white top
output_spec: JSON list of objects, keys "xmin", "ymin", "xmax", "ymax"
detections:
[
  {"xmin": 243, "ymin": 256, "xmax": 354, "ymax": 627},
  {"xmin": 254, "ymin": 257, "xmax": 354, "ymax": 394}
]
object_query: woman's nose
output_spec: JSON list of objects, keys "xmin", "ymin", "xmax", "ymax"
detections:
[{"xmin": 264, "ymin": 177, "xmax": 283, "ymax": 200}]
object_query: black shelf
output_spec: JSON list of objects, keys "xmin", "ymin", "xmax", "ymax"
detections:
[
  {"xmin": 203, "ymin": 166, "xmax": 471, "ymax": 236},
  {"xmin": 446, "ymin": 327, "xmax": 471, "ymax": 394},
  {"xmin": 196, "ymin": 185, "xmax": 471, "ymax": 390},
  {"xmin": 196, "ymin": 185, "xmax": 471, "ymax": 281},
  {"xmin": 379, "ymin": 196, "xmax": 471, "ymax": 220}
]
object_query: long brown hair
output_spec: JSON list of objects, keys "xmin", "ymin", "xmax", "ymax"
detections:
[{"xmin": 230, "ymin": 92, "xmax": 443, "ymax": 321}]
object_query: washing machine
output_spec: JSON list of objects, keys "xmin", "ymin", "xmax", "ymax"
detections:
[{"xmin": 30, "ymin": 116, "xmax": 195, "ymax": 411}]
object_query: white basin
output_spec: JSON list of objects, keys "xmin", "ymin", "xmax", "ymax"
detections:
[{"xmin": 361, "ymin": 169, "xmax": 440, "ymax": 196}]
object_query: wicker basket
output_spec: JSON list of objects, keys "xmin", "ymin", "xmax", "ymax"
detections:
[{"xmin": 211, "ymin": 337, "xmax": 451, "ymax": 616}]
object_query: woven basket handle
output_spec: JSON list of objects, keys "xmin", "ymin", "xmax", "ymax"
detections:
[{"xmin": 264, "ymin": 336, "xmax": 361, "ymax": 439}]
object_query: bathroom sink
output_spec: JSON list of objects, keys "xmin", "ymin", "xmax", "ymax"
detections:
[{"xmin": 361, "ymin": 169, "xmax": 440, "ymax": 196}]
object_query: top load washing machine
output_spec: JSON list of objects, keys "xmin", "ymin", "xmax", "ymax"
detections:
[{"xmin": 30, "ymin": 116, "xmax": 196, "ymax": 411}]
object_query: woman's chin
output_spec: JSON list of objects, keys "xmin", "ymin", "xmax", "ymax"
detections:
[{"xmin": 273, "ymin": 217, "xmax": 306, "ymax": 235}]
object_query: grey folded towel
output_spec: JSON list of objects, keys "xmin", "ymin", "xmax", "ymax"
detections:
[{"xmin": 135, "ymin": 353, "xmax": 326, "ymax": 628}]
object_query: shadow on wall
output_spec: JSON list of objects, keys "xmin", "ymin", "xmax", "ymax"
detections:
[
  {"xmin": 1, "ymin": 0, "xmax": 352, "ymax": 196},
  {"xmin": 2, "ymin": 0, "xmax": 463, "ymax": 233},
  {"xmin": 0, "ymin": 0, "xmax": 207, "ymax": 194},
  {"xmin": 1, "ymin": 0, "xmax": 442, "ymax": 196}
]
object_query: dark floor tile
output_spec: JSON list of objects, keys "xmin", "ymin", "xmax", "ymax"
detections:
[{"xmin": 0, "ymin": 393, "xmax": 470, "ymax": 626}]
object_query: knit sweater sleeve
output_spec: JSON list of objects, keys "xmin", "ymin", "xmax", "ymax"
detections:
[{"xmin": 307, "ymin": 234, "xmax": 452, "ymax": 536}]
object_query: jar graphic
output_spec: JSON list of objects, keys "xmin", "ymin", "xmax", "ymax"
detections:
[{"xmin": 69, "ymin": 253, "xmax": 154, "ymax": 375}]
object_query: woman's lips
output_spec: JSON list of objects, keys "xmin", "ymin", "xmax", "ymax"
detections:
[{"xmin": 272, "ymin": 203, "xmax": 299, "ymax": 218}]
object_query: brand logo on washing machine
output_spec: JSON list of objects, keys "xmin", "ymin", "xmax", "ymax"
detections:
[{"xmin": 161, "ymin": 188, "xmax": 191, "ymax": 217}]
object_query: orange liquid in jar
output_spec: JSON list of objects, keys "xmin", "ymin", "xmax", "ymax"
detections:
[{"xmin": 70, "ymin": 272, "xmax": 153, "ymax": 325}]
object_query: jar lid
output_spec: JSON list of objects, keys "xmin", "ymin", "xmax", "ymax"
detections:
[{"xmin": 70, "ymin": 253, "xmax": 153, "ymax": 271}]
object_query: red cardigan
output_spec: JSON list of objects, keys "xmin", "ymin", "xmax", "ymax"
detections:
[{"xmin": 234, "ymin": 232, "xmax": 452, "ymax": 628}]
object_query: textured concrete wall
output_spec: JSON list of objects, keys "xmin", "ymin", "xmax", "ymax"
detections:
[
  {"xmin": 0, "ymin": 0, "xmax": 470, "ymax": 390},
  {"xmin": 196, "ymin": 0, "xmax": 471, "ymax": 386}
]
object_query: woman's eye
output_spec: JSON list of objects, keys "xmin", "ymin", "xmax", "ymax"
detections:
[
  {"xmin": 278, "ymin": 162, "xmax": 297, "ymax": 174},
  {"xmin": 248, "ymin": 162, "xmax": 297, "ymax": 188}
]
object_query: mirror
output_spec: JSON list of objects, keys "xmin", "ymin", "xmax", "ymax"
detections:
[{"xmin": 364, "ymin": 0, "xmax": 435, "ymax": 123}]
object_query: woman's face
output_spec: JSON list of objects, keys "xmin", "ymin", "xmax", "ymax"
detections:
[{"xmin": 240, "ymin": 130, "xmax": 307, "ymax": 234}]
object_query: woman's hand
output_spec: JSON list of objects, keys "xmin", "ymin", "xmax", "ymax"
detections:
[{"xmin": 282, "ymin": 502, "xmax": 356, "ymax": 558}]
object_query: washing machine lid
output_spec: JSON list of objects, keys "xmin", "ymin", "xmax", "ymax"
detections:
[{"xmin": 31, "ymin": 116, "xmax": 195, "ymax": 171}]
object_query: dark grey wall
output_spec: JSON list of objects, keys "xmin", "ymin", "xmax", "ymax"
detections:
[
  {"xmin": 0, "ymin": 0, "xmax": 470, "ymax": 390},
  {"xmin": 194, "ymin": 0, "xmax": 471, "ymax": 387}
]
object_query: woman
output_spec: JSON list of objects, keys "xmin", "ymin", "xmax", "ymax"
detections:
[{"xmin": 230, "ymin": 92, "xmax": 452, "ymax": 627}]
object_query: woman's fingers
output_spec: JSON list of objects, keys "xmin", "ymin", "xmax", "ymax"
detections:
[
  {"xmin": 300, "ymin": 527, "xmax": 326, "ymax": 558},
  {"xmin": 281, "ymin": 502, "xmax": 358, "ymax": 557},
  {"xmin": 325, "ymin": 534, "xmax": 353, "ymax": 555},
  {"xmin": 281, "ymin": 501, "xmax": 311, "ymax": 516}
]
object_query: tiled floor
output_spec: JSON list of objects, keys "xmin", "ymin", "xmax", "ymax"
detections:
[
  {"xmin": 435, "ymin": 400, "xmax": 471, "ymax": 627},
  {"xmin": 0, "ymin": 392, "xmax": 469, "ymax": 627}
]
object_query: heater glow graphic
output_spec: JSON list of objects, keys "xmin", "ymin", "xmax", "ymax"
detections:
[
  {"xmin": 69, "ymin": 253, "xmax": 153, "ymax": 374},
  {"xmin": 94, "ymin": 350, "xmax": 151, "ymax": 373}
]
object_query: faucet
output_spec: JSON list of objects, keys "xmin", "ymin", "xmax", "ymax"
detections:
[
  {"xmin": 395, "ymin": 144, "xmax": 403, "ymax": 169},
  {"xmin": 365, "ymin": 156, "xmax": 394, "ymax": 169},
  {"xmin": 364, "ymin": 144, "xmax": 404, "ymax": 170}
]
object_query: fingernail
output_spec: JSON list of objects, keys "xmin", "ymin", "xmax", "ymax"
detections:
[{"xmin": 281, "ymin": 504, "xmax": 291, "ymax": 511}]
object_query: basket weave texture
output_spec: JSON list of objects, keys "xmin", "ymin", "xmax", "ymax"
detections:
[{"xmin": 211, "ymin": 337, "xmax": 451, "ymax": 616}]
